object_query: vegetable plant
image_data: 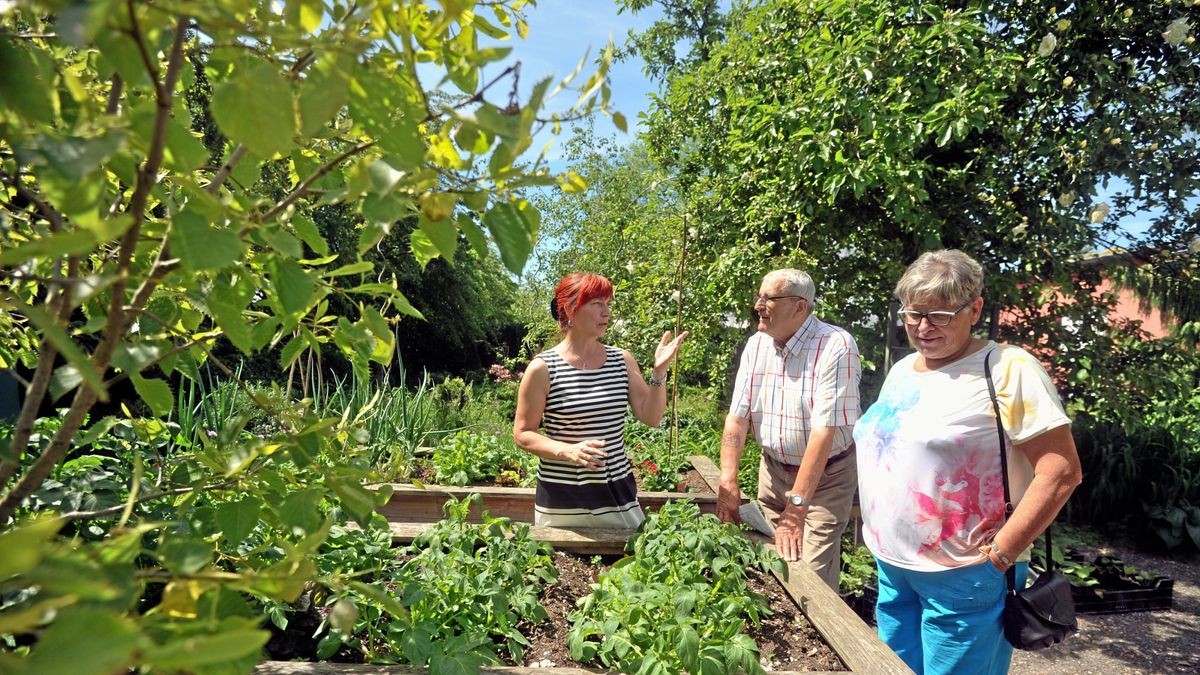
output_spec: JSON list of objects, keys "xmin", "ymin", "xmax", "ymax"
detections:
[
  {"xmin": 568, "ymin": 500, "xmax": 785, "ymax": 675},
  {"xmin": 315, "ymin": 495, "xmax": 557, "ymax": 668},
  {"xmin": 432, "ymin": 430, "xmax": 536, "ymax": 487}
]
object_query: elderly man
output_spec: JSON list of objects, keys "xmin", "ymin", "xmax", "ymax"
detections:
[{"xmin": 718, "ymin": 268, "xmax": 862, "ymax": 590}]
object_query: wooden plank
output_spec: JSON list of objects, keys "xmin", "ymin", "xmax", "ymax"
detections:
[
  {"xmin": 383, "ymin": 521, "xmax": 635, "ymax": 555},
  {"xmin": 759, "ymin": 538, "xmax": 910, "ymax": 675},
  {"xmin": 691, "ymin": 455, "xmax": 910, "ymax": 674},
  {"xmin": 373, "ymin": 483, "xmax": 716, "ymax": 524},
  {"xmin": 255, "ymin": 662, "xmax": 847, "ymax": 675}
]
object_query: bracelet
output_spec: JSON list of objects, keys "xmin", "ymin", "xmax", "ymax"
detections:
[
  {"xmin": 980, "ymin": 543, "xmax": 1015, "ymax": 568},
  {"xmin": 647, "ymin": 372, "xmax": 666, "ymax": 387}
]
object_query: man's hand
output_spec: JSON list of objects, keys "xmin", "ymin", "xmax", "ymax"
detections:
[
  {"xmin": 717, "ymin": 482, "xmax": 742, "ymax": 523},
  {"xmin": 774, "ymin": 505, "xmax": 806, "ymax": 561}
]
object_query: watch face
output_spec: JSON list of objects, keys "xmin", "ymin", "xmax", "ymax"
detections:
[{"xmin": 789, "ymin": 494, "xmax": 804, "ymax": 506}]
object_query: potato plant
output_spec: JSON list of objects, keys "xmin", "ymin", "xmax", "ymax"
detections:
[
  {"xmin": 315, "ymin": 495, "xmax": 557, "ymax": 669},
  {"xmin": 568, "ymin": 500, "xmax": 786, "ymax": 675}
]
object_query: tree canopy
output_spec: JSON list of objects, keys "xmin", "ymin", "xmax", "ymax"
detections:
[{"xmin": 559, "ymin": 0, "xmax": 1199, "ymax": 395}]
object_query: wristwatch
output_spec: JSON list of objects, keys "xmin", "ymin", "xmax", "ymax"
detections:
[{"xmin": 786, "ymin": 492, "xmax": 810, "ymax": 508}]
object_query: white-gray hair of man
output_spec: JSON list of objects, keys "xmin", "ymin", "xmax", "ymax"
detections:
[{"xmin": 763, "ymin": 268, "xmax": 816, "ymax": 305}]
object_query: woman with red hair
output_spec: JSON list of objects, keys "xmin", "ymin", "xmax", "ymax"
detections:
[{"xmin": 513, "ymin": 272, "xmax": 688, "ymax": 528}]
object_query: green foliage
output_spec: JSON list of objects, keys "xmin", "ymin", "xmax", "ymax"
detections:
[
  {"xmin": 839, "ymin": 536, "xmax": 877, "ymax": 597},
  {"xmin": 558, "ymin": 0, "xmax": 1200, "ymax": 406},
  {"xmin": 314, "ymin": 495, "xmax": 558, "ymax": 666},
  {"xmin": 432, "ymin": 430, "xmax": 537, "ymax": 487},
  {"xmin": 0, "ymin": 0, "xmax": 618, "ymax": 670},
  {"xmin": 568, "ymin": 500, "xmax": 784, "ymax": 674},
  {"xmin": 1063, "ymin": 331, "xmax": 1200, "ymax": 546}
]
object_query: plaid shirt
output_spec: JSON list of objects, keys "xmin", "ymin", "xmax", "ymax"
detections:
[{"xmin": 729, "ymin": 315, "xmax": 861, "ymax": 465}]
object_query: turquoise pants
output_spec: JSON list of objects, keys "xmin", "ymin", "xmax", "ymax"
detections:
[{"xmin": 875, "ymin": 558, "xmax": 1029, "ymax": 675}]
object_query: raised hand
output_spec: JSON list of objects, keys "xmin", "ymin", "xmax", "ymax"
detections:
[{"xmin": 653, "ymin": 330, "xmax": 690, "ymax": 370}]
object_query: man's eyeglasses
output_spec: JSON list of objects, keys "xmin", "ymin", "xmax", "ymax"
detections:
[
  {"xmin": 753, "ymin": 294, "xmax": 805, "ymax": 306},
  {"xmin": 898, "ymin": 300, "xmax": 972, "ymax": 327}
]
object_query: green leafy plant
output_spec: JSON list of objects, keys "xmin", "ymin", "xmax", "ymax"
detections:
[
  {"xmin": 314, "ymin": 495, "xmax": 557, "ymax": 666},
  {"xmin": 839, "ymin": 537, "xmax": 877, "ymax": 597},
  {"xmin": 432, "ymin": 430, "xmax": 536, "ymax": 487},
  {"xmin": 568, "ymin": 500, "xmax": 785, "ymax": 674}
]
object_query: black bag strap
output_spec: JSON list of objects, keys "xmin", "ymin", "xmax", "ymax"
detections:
[{"xmin": 983, "ymin": 349, "xmax": 1055, "ymax": 592}]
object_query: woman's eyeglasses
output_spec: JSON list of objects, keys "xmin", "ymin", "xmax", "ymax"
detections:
[{"xmin": 898, "ymin": 300, "xmax": 972, "ymax": 326}]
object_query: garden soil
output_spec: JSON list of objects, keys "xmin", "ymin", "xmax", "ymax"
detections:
[
  {"xmin": 519, "ymin": 551, "xmax": 845, "ymax": 671},
  {"xmin": 1010, "ymin": 542, "xmax": 1200, "ymax": 675}
]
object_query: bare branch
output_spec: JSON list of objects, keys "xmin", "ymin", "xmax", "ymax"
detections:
[
  {"xmin": 205, "ymin": 144, "xmax": 247, "ymax": 194},
  {"xmin": 106, "ymin": 73, "xmax": 123, "ymax": 115}
]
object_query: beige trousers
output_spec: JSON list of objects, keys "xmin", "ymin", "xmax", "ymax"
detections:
[{"xmin": 757, "ymin": 449, "xmax": 858, "ymax": 591}]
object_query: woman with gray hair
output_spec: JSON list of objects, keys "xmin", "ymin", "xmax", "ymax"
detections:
[{"xmin": 853, "ymin": 249, "xmax": 1082, "ymax": 674}]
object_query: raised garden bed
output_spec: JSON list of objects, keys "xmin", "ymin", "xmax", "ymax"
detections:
[{"xmin": 256, "ymin": 456, "xmax": 910, "ymax": 675}]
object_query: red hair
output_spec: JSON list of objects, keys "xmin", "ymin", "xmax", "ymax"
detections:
[{"xmin": 553, "ymin": 273, "xmax": 612, "ymax": 327}]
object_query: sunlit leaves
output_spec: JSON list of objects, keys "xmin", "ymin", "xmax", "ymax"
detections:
[
  {"xmin": 483, "ymin": 199, "xmax": 538, "ymax": 274},
  {"xmin": 210, "ymin": 59, "xmax": 296, "ymax": 157},
  {"xmin": 172, "ymin": 210, "xmax": 243, "ymax": 272}
]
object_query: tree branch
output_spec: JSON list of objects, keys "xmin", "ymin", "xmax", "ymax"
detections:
[
  {"xmin": 259, "ymin": 140, "xmax": 374, "ymax": 223},
  {"xmin": 0, "ymin": 15, "xmax": 192, "ymax": 523}
]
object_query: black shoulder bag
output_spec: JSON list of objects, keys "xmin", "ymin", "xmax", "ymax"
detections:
[{"xmin": 983, "ymin": 350, "xmax": 1078, "ymax": 651}]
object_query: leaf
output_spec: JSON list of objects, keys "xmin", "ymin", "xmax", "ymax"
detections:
[
  {"xmin": 12, "ymin": 301, "xmax": 105, "ymax": 400},
  {"xmin": 0, "ymin": 516, "xmax": 64, "ymax": 579},
  {"xmin": 141, "ymin": 625, "xmax": 269, "ymax": 670},
  {"xmin": 298, "ymin": 57, "xmax": 349, "ymax": 136},
  {"xmin": 416, "ymin": 215, "xmax": 459, "ymax": 263},
  {"xmin": 323, "ymin": 261, "xmax": 374, "ymax": 278},
  {"xmin": 25, "ymin": 608, "xmax": 144, "ymax": 675},
  {"xmin": 291, "ymin": 214, "xmax": 329, "ymax": 255},
  {"xmin": 211, "ymin": 59, "xmax": 297, "ymax": 157},
  {"xmin": 327, "ymin": 476, "xmax": 377, "ymax": 527},
  {"xmin": 677, "ymin": 625, "xmax": 700, "ymax": 672},
  {"xmin": 215, "ymin": 498, "xmax": 261, "ymax": 544},
  {"xmin": 612, "ymin": 111, "xmax": 628, "ymax": 133},
  {"xmin": 158, "ymin": 534, "xmax": 213, "ymax": 574},
  {"xmin": 0, "ymin": 230, "xmax": 98, "ymax": 266},
  {"xmin": 0, "ymin": 39, "xmax": 54, "ymax": 121},
  {"xmin": 130, "ymin": 374, "xmax": 173, "ymax": 417},
  {"xmin": 456, "ymin": 213, "xmax": 488, "ymax": 257},
  {"xmin": 172, "ymin": 210, "xmax": 243, "ymax": 272},
  {"xmin": 270, "ymin": 258, "xmax": 317, "ymax": 316},
  {"xmin": 483, "ymin": 201, "xmax": 537, "ymax": 274},
  {"xmin": 557, "ymin": 170, "xmax": 588, "ymax": 194},
  {"xmin": 28, "ymin": 132, "xmax": 127, "ymax": 181}
]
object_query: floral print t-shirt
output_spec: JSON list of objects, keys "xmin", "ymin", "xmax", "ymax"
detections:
[{"xmin": 853, "ymin": 342, "xmax": 1070, "ymax": 571}]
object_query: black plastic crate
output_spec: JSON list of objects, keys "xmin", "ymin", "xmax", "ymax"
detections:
[{"xmin": 1071, "ymin": 576, "xmax": 1174, "ymax": 615}]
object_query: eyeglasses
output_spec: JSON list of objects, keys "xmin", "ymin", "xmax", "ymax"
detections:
[
  {"xmin": 898, "ymin": 300, "xmax": 973, "ymax": 326},
  {"xmin": 753, "ymin": 294, "xmax": 805, "ymax": 306}
]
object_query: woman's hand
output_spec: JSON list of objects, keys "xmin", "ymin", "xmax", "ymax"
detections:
[
  {"xmin": 565, "ymin": 439, "xmax": 607, "ymax": 470},
  {"xmin": 653, "ymin": 330, "xmax": 690, "ymax": 370}
]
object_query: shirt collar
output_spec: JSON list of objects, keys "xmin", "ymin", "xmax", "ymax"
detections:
[{"xmin": 777, "ymin": 314, "xmax": 817, "ymax": 357}]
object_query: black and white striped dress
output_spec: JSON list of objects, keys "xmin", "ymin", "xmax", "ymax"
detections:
[{"xmin": 533, "ymin": 345, "xmax": 644, "ymax": 528}]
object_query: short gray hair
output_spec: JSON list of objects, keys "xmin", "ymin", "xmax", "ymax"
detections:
[
  {"xmin": 763, "ymin": 268, "xmax": 816, "ymax": 304},
  {"xmin": 894, "ymin": 249, "xmax": 983, "ymax": 306}
]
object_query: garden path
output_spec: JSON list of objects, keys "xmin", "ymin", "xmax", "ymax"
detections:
[{"xmin": 1010, "ymin": 542, "xmax": 1199, "ymax": 675}]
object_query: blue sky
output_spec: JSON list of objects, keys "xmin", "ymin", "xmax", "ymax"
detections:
[{"xmin": 482, "ymin": 1, "xmax": 664, "ymax": 160}]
